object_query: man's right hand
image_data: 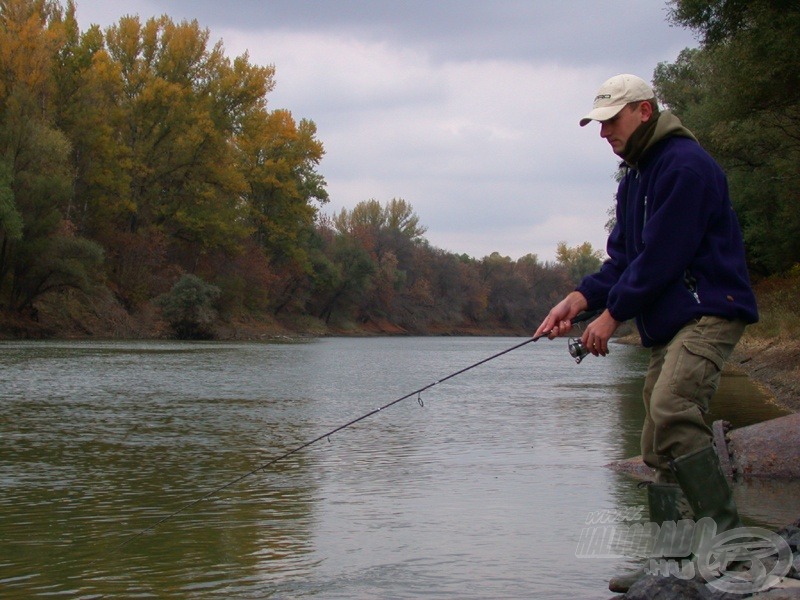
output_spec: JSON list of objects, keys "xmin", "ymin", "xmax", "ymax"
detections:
[{"xmin": 533, "ymin": 291, "xmax": 589, "ymax": 340}]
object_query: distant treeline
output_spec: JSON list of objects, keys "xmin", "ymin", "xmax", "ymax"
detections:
[{"xmin": 0, "ymin": 0, "xmax": 797, "ymax": 338}]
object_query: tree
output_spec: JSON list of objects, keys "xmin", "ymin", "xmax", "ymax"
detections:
[
  {"xmin": 400, "ymin": 244, "xmax": 469, "ymax": 328},
  {"xmin": 555, "ymin": 241, "xmax": 604, "ymax": 285},
  {"xmin": 10, "ymin": 229, "xmax": 104, "ymax": 312},
  {"xmin": 102, "ymin": 15, "xmax": 258, "ymax": 253},
  {"xmin": 456, "ymin": 254, "xmax": 489, "ymax": 323},
  {"xmin": 77, "ymin": 13, "xmax": 302, "ymax": 308},
  {"xmin": 384, "ymin": 198, "xmax": 427, "ymax": 242},
  {"xmin": 2, "ymin": 119, "xmax": 108, "ymax": 311},
  {"xmin": 479, "ymin": 253, "xmax": 530, "ymax": 328},
  {"xmin": 314, "ymin": 234, "xmax": 376, "ymax": 325},
  {"xmin": 237, "ymin": 108, "xmax": 328, "ymax": 267},
  {"xmin": 657, "ymin": 0, "xmax": 800, "ymax": 275},
  {"xmin": 0, "ymin": 0, "xmax": 107, "ymax": 312},
  {"xmin": 0, "ymin": 161, "xmax": 23, "ymax": 289},
  {"xmin": 0, "ymin": 0, "xmax": 64, "ymax": 114},
  {"xmin": 333, "ymin": 198, "xmax": 426, "ymax": 260},
  {"xmin": 52, "ymin": 8, "xmax": 131, "ymax": 236},
  {"xmin": 1, "ymin": 0, "xmax": 613, "ymax": 335},
  {"xmin": 332, "ymin": 199, "xmax": 427, "ymax": 323},
  {"xmin": 514, "ymin": 252, "xmax": 573, "ymax": 328}
]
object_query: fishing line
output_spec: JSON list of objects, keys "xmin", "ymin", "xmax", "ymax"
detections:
[{"xmin": 111, "ymin": 310, "xmax": 600, "ymax": 553}]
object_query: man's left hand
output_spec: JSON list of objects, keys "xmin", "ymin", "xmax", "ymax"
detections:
[{"xmin": 580, "ymin": 310, "xmax": 621, "ymax": 357}]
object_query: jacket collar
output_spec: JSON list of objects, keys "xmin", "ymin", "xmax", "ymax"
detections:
[{"xmin": 623, "ymin": 111, "xmax": 698, "ymax": 169}]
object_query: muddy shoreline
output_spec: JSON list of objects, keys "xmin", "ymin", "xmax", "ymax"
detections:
[{"xmin": 729, "ymin": 337, "xmax": 800, "ymax": 413}]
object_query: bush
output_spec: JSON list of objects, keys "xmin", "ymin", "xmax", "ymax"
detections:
[{"xmin": 156, "ymin": 274, "xmax": 221, "ymax": 339}]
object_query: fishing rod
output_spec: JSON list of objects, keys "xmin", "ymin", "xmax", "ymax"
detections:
[{"xmin": 111, "ymin": 309, "xmax": 601, "ymax": 552}]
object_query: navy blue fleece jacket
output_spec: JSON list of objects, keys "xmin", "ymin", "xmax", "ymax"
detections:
[{"xmin": 576, "ymin": 114, "xmax": 758, "ymax": 347}]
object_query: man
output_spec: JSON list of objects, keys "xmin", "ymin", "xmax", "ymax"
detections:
[{"xmin": 534, "ymin": 74, "xmax": 758, "ymax": 592}]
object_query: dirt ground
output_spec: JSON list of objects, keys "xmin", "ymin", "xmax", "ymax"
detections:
[{"xmin": 729, "ymin": 337, "xmax": 800, "ymax": 413}]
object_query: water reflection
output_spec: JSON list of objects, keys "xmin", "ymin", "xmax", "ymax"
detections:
[
  {"xmin": 0, "ymin": 341, "xmax": 322, "ymax": 598},
  {"xmin": 0, "ymin": 338, "xmax": 796, "ymax": 599}
]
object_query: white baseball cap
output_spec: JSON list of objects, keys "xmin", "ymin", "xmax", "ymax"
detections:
[{"xmin": 579, "ymin": 74, "xmax": 655, "ymax": 126}]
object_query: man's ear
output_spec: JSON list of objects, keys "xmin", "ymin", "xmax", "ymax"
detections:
[{"xmin": 640, "ymin": 101, "xmax": 654, "ymax": 123}]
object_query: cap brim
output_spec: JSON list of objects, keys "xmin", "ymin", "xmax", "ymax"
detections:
[{"xmin": 579, "ymin": 104, "xmax": 626, "ymax": 127}]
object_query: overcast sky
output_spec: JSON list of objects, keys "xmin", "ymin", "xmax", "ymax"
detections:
[{"xmin": 74, "ymin": 0, "xmax": 698, "ymax": 262}]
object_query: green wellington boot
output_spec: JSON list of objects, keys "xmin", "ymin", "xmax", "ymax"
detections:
[
  {"xmin": 670, "ymin": 445, "xmax": 742, "ymax": 533},
  {"xmin": 608, "ymin": 482, "xmax": 692, "ymax": 593}
]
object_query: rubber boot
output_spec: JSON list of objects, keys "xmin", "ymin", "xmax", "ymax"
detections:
[
  {"xmin": 670, "ymin": 445, "xmax": 742, "ymax": 533},
  {"xmin": 608, "ymin": 482, "xmax": 691, "ymax": 593}
]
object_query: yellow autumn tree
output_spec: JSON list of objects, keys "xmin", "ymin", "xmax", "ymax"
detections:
[{"xmin": 555, "ymin": 241, "xmax": 604, "ymax": 285}]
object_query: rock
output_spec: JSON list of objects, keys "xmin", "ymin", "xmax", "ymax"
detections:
[
  {"xmin": 727, "ymin": 414, "xmax": 800, "ymax": 479},
  {"xmin": 623, "ymin": 574, "xmax": 735, "ymax": 599},
  {"xmin": 608, "ymin": 414, "xmax": 800, "ymax": 481},
  {"xmin": 778, "ymin": 526, "xmax": 800, "ymax": 552},
  {"xmin": 621, "ymin": 572, "xmax": 800, "ymax": 599},
  {"xmin": 612, "ymin": 516, "xmax": 800, "ymax": 599},
  {"xmin": 749, "ymin": 584, "xmax": 800, "ymax": 599},
  {"xmin": 605, "ymin": 456, "xmax": 654, "ymax": 480}
]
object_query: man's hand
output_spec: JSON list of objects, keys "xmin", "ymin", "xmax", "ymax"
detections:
[
  {"xmin": 533, "ymin": 291, "xmax": 589, "ymax": 340},
  {"xmin": 580, "ymin": 309, "xmax": 621, "ymax": 356}
]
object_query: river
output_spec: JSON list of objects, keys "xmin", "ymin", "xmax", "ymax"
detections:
[{"xmin": 0, "ymin": 337, "xmax": 795, "ymax": 599}]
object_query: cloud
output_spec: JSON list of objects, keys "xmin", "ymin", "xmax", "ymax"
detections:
[
  {"xmin": 75, "ymin": 0, "xmax": 697, "ymax": 260},
  {"xmin": 226, "ymin": 31, "xmax": 617, "ymax": 258}
]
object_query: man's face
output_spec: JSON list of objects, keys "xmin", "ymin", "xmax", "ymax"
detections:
[{"xmin": 599, "ymin": 103, "xmax": 650, "ymax": 156}]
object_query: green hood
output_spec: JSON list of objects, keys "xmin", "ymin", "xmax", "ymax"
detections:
[{"xmin": 623, "ymin": 110, "xmax": 698, "ymax": 168}]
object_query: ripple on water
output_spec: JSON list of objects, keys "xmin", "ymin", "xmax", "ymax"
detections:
[{"xmin": 0, "ymin": 338, "xmax": 794, "ymax": 599}]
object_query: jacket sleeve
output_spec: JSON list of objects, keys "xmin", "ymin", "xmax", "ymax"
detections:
[
  {"xmin": 605, "ymin": 163, "xmax": 717, "ymax": 322},
  {"xmin": 576, "ymin": 188, "xmax": 628, "ymax": 311}
]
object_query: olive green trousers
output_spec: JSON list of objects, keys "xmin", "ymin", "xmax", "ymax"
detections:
[{"xmin": 640, "ymin": 316, "xmax": 746, "ymax": 482}]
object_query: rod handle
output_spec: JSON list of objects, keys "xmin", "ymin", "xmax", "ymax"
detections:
[{"xmin": 572, "ymin": 308, "xmax": 603, "ymax": 324}]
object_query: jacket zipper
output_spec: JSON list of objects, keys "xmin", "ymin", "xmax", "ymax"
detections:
[
  {"xmin": 643, "ymin": 195, "xmax": 648, "ymax": 227},
  {"xmin": 684, "ymin": 269, "xmax": 701, "ymax": 304}
]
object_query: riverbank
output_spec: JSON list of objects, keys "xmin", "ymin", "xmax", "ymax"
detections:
[
  {"xmin": 2, "ymin": 286, "xmax": 798, "ymax": 414},
  {"xmin": 729, "ymin": 337, "xmax": 800, "ymax": 413},
  {"xmin": 0, "ymin": 288, "xmax": 529, "ymax": 341}
]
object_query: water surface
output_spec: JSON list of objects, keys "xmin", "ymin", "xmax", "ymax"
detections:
[{"xmin": 0, "ymin": 337, "xmax": 794, "ymax": 598}]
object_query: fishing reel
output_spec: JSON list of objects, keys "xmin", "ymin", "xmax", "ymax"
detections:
[
  {"xmin": 568, "ymin": 338, "xmax": 590, "ymax": 364},
  {"xmin": 535, "ymin": 308, "xmax": 602, "ymax": 364}
]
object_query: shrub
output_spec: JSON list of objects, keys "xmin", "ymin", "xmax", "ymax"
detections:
[{"xmin": 156, "ymin": 274, "xmax": 221, "ymax": 339}]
